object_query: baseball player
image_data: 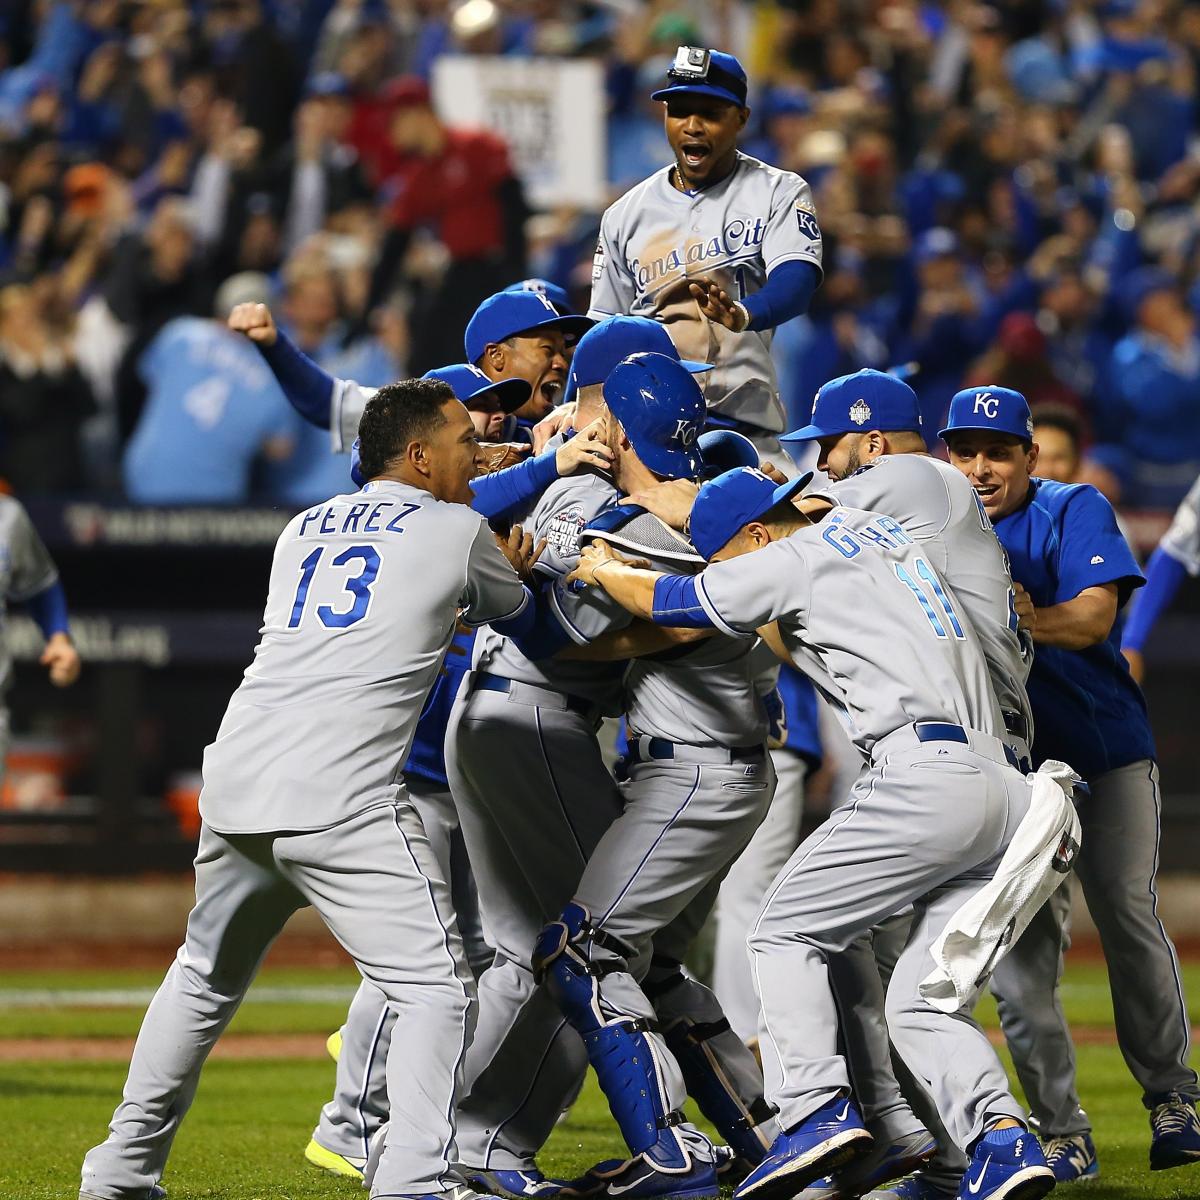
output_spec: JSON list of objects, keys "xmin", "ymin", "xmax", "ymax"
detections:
[
  {"xmin": 0, "ymin": 495, "xmax": 82, "ymax": 779},
  {"xmin": 941, "ymin": 387, "xmax": 1200, "ymax": 1182},
  {"xmin": 589, "ymin": 46, "xmax": 823, "ymax": 463},
  {"xmin": 528, "ymin": 354, "xmax": 780, "ymax": 1198},
  {"xmin": 1121, "ymin": 471, "xmax": 1200, "ymax": 683},
  {"xmin": 445, "ymin": 328, "xmax": 723, "ymax": 1196},
  {"xmin": 568, "ymin": 469, "xmax": 1056, "ymax": 1200},
  {"xmin": 80, "ymin": 379, "xmax": 540, "ymax": 1200},
  {"xmin": 771, "ymin": 369, "xmax": 1039, "ymax": 1199}
]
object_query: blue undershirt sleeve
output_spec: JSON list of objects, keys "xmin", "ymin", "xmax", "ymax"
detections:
[
  {"xmin": 22, "ymin": 580, "xmax": 70, "ymax": 639},
  {"xmin": 651, "ymin": 575, "xmax": 715, "ymax": 628},
  {"xmin": 1121, "ymin": 546, "xmax": 1188, "ymax": 653},
  {"xmin": 492, "ymin": 581, "xmax": 574, "ymax": 659},
  {"xmin": 470, "ymin": 449, "xmax": 560, "ymax": 520},
  {"xmin": 257, "ymin": 329, "xmax": 336, "ymax": 428},
  {"xmin": 740, "ymin": 260, "xmax": 820, "ymax": 333}
]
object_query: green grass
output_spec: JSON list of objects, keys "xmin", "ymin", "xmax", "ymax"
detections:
[{"xmin": 1, "ymin": 958, "xmax": 1199, "ymax": 1198}]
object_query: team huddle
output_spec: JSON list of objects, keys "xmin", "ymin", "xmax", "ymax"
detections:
[{"xmin": 79, "ymin": 46, "xmax": 1198, "ymax": 1200}]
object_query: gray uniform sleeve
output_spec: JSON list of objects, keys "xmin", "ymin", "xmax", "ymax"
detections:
[
  {"xmin": 331, "ymin": 378, "xmax": 377, "ymax": 454},
  {"xmin": 808, "ymin": 457, "xmax": 949, "ymax": 541},
  {"xmin": 460, "ymin": 522, "xmax": 530, "ymax": 626},
  {"xmin": 1161, "ymin": 475, "xmax": 1200, "ymax": 575},
  {"xmin": 761, "ymin": 174, "xmax": 823, "ymax": 275},
  {"xmin": 587, "ymin": 209, "xmax": 636, "ymax": 318},
  {"xmin": 6, "ymin": 502, "xmax": 59, "ymax": 601},
  {"xmin": 695, "ymin": 540, "xmax": 810, "ymax": 636}
]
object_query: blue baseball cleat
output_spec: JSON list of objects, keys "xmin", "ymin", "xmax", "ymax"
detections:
[
  {"xmin": 597, "ymin": 1153, "xmax": 718, "ymax": 1200},
  {"xmin": 734, "ymin": 1096, "xmax": 873, "ymax": 1200},
  {"xmin": 797, "ymin": 1130, "xmax": 939, "ymax": 1198},
  {"xmin": 1148, "ymin": 1092, "xmax": 1200, "ymax": 1171},
  {"xmin": 955, "ymin": 1127, "xmax": 1054, "ymax": 1200},
  {"xmin": 468, "ymin": 1165, "xmax": 619, "ymax": 1199},
  {"xmin": 1043, "ymin": 1133, "xmax": 1098, "ymax": 1183},
  {"xmin": 862, "ymin": 1172, "xmax": 958, "ymax": 1199}
]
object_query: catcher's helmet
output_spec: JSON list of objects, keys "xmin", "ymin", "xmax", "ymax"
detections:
[{"xmin": 603, "ymin": 352, "xmax": 705, "ymax": 480}]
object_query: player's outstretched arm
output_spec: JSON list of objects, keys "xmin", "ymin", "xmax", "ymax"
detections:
[
  {"xmin": 228, "ymin": 302, "xmax": 336, "ymax": 429},
  {"xmin": 1027, "ymin": 582, "xmax": 1118, "ymax": 649},
  {"xmin": 567, "ymin": 539, "xmax": 661, "ymax": 619},
  {"xmin": 22, "ymin": 579, "xmax": 81, "ymax": 687},
  {"xmin": 1121, "ymin": 546, "xmax": 1190, "ymax": 682},
  {"xmin": 559, "ymin": 621, "xmax": 714, "ymax": 661}
]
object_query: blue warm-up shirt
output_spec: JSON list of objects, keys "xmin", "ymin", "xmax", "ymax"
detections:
[{"xmin": 993, "ymin": 477, "xmax": 1152, "ymax": 778}]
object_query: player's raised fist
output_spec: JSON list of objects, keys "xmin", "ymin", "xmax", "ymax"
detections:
[{"xmin": 227, "ymin": 301, "xmax": 278, "ymax": 346}]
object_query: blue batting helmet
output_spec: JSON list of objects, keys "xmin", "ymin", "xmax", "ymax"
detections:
[
  {"xmin": 603, "ymin": 352, "xmax": 705, "ymax": 480},
  {"xmin": 697, "ymin": 429, "xmax": 759, "ymax": 480}
]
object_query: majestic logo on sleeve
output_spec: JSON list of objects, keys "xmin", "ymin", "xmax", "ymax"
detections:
[
  {"xmin": 849, "ymin": 399, "xmax": 872, "ymax": 425},
  {"xmin": 796, "ymin": 208, "xmax": 821, "ymax": 241},
  {"xmin": 973, "ymin": 391, "xmax": 999, "ymax": 419}
]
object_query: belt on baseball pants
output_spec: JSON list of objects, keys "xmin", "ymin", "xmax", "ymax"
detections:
[
  {"xmin": 873, "ymin": 721, "xmax": 1022, "ymax": 772},
  {"xmin": 628, "ymin": 734, "xmax": 765, "ymax": 766},
  {"xmin": 473, "ymin": 671, "xmax": 597, "ymax": 717}
]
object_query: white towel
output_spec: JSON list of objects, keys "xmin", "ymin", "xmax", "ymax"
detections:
[{"xmin": 919, "ymin": 759, "xmax": 1082, "ymax": 1014}]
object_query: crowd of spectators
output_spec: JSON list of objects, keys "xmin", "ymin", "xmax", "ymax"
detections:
[{"xmin": 0, "ymin": 0, "xmax": 1198, "ymax": 511}]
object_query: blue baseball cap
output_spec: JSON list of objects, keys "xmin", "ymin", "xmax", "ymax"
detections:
[
  {"xmin": 464, "ymin": 290, "xmax": 593, "ymax": 365},
  {"xmin": 502, "ymin": 277, "xmax": 574, "ymax": 315},
  {"xmin": 603, "ymin": 352, "xmax": 706, "ymax": 480},
  {"xmin": 566, "ymin": 315, "xmax": 709, "ymax": 404},
  {"xmin": 690, "ymin": 467, "xmax": 813, "ymax": 561},
  {"xmin": 651, "ymin": 47, "xmax": 749, "ymax": 108},
  {"xmin": 698, "ymin": 429, "xmax": 759, "ymax": 480},
  {"xmin": 422, "ymin": 363, "xmax": 530, "ymax": 415},
  {"xmin": 938, "ymin": 386, "xmax": 1033, "ymax": 443},
  {"xmin": 781, "ymin": 369, "xmax": 922, "ymax": 444}
]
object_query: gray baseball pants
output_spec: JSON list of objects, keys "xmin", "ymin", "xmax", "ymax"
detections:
[
  {"xmin": 448, "ymin": 675, "xmax": 624, "ymax": 1170},
  {"xmin": 990, "ymin": 758, "xmax": 1199, "ymax": 1134},
  {"xmin": 712, "ymin": 747, "xmax": 806, "ymax": 1045},
  {"xmin": 567, "ymin": 746, "xmax": 778, "ymax": 1160},
  {"xmin": 80, "ymin": 801, "xmax": 474, "ymax": 1200},
  {"xmin": 313, "ymin": 776, "xmax": 492, "ymax": 1163},
  {"xmin": 751, "ymin": 729, "xmax": 1033, "ymax": 1151}
]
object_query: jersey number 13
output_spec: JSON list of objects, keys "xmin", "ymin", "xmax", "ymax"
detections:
[{"xmin": 288, "ymin": 544, "xmax": 381, "ymax": 629}]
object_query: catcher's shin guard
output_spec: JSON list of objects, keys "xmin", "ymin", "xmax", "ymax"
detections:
[
  {"xmin": 534, "ymin": 903, "xmax": 692, "ymax": 1171},
  {"xmin": 645, "ymin": 963, "xmax": 776, "ymax": 1164}
]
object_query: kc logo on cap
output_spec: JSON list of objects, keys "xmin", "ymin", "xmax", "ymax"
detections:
[{"xmin": 973, "ymin": 391, "xmax": 1000, "ymax": 419}]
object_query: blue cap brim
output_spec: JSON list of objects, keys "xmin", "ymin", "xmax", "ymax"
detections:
[
  {"xmin": 679, "ymin": 358, "xmax": 712, "ymax": 375},
  {"xmin": 466, "ymin": 377, "xmax": 531, "ymax": 415},
  {"xmin": 768, "ymin": 472, "xmax": 813, "ymax": 510},
  {"xmin": 651, "ymin": 82, "xmax": 746, "ymax": 107},
  {"xmin": 936, "ymin": 422, "xmax": 1026, "ymax": 442},
  {"xmin": 780, "ymin": 423, "xmax": 837, "ymax": 444}
]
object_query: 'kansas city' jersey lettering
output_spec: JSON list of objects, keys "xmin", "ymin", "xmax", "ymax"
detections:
[
  {"xmin": 590, "ymin": 153, "xmax": 822, "ymax": 435},
  {"xmin": 201, "ymin": 480, "xmax": 527, "ymax": 835}
]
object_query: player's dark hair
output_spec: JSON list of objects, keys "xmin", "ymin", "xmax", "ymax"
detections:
[
  {"xmin": 357, "ymin": 379, "xmax": 455, "ymax": 480},
  {"xmin": 1031, "ymin": 404, "xmax": 1082, "ymax": 452},
  {"xmin": 761, "ymin": 499, "xmax": 810, "ymax": 532}
]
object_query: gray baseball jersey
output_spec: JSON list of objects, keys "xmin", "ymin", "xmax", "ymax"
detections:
[
  {"xmin": 589, "ymin": 152, "xmax": 823, "ymax": 434},
  {"xmin": 474, "ymin": 469, "xmax": 632, "ymax": 715},
  {"xmin": 200, "ymin": 479, "xmax": 528, "ymax": 834},
  {"xmin": 582, "ymin": 512, "xmax": 767, "ymax": 746},
  {"xmin": 809, "ymin": 454, "xmax": 1034, "ymax": 747},
  {"xmin": 0, "ymin": 496, "xmax": 59, "ymax": 693},
  {"xmin": 1160, "ymin": 473, "xmax": 1200, "ymax": 573},
  {"xmin": 694, "ymin": 506, "xmax": 1004, "ymax": 756}
]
